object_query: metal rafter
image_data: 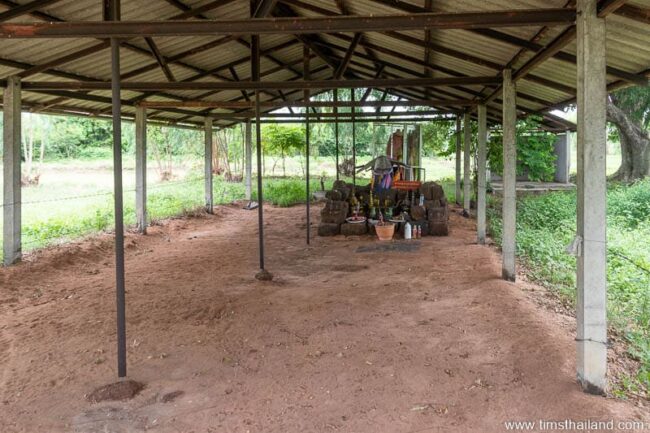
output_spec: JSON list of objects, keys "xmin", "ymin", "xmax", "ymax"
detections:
[
  {"xmin": 144, "ymin": 37, "xmax": 176, "ymax": 82},
  {"xmin": 366, "ymin": 0, "xmax": 644, "ymax": 87},
  {"xmin": 0, "ymin": 9, "xmax": 578, "ymax": 38},
  {"xmin": 333, "ymin": 32, "xmax": 361, "ymax": 79},
  {"xmin": 0, "ymin": 0, "xmax": 61, "ymax": 21},
  {"xmin": 17, "ymin": 76, "xmax": 502, "ymax": 90}
]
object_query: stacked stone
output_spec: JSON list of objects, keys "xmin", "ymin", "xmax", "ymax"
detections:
[
  {"xmin": 318, "ymin": 180, "xmax": 449, "ymax": 237},
  {"xmin": 409, "ymin": 204, "xmax": 429, "ymax": 236},
  {"xmin": 319, "ymin": 180, "xmax": 367, "ymax": 236},
  {"xmin": 318, "ymin": 196, "xmax": 349, "ymax": 236},
  {"xmin": 421, "ymin": 182, "xmax": 450, "ymax": 236}
]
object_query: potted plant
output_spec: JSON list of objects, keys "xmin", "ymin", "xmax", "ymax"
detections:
[{"xmin": 375, "ymin": 213, "xmax": 395, "ymax": 241}]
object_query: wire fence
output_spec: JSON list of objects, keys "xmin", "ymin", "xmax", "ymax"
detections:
[
  {"xmin": 2, "ymin": 176, "xmax": 245, "ymax": 250},
  {"xmin": 486, "ymin": 201, "xmax": 650, "ymax": 278},
  {"xmin": 0, "ymin": 177, "xmax": 207, "ymax": 209}
]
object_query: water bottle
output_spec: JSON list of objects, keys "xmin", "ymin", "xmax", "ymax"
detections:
[{"xmin": 404, "ymin": 221, "xmax": 412, "ymax": 240}]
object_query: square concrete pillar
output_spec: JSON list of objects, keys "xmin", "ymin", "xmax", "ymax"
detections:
[
  {"xmin": 3, "ymin": 76, "xmax": 21, "ymax": 266},
  {"xmin": 502, "ymin": 69, "xmax": 517, "ymax": 282},
  {"xmin": 245, "ymin": 119, "xmax": 252, "ymax": 201},
  {"xmin": 135, "ymin": 106, "xmax": 147, "ymax": 234},
  {"xmin": 576, "ymin": 0, "xmax": 608, "ymax": 395},
  {"xmin": 554, "ymin": 132, "xmax": 571, "ymax": 183},
  {"xmin": 204, "ymin": 118, "xmax": 214, "ymax": 214},
  {"xmin": 463, "ymin": 112, "xmax": 472, "ymax": 214},
  {"xmin": 477, "ymin": 104, "xmax": 487, "ymax": 244},
  {"xmin": 455, "ymin": 116, "xmax": 461, "ymax": 205}
]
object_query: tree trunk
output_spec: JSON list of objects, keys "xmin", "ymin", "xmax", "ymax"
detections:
[{"xmin": 606, "ymin": 98, "xmax": 650, "ymax": 182}]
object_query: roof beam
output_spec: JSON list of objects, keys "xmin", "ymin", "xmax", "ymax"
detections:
[
  {"xmin": 17, "ymin": 40, "xmax": 110, "ymax": 78},
  {"xmin": 0, "ymin": 9, "xmax": 578, "ymax": 38},
  {"xmin": 253, "ymin": 0, "xmax": 279, "ymax": 17},
  {"xmin": 597, "ymin": 0, "xmax": 628, "ymax": 17},
  {"xmin": 18, "ymin": 76, "xmax": 501, "ymax": 91},
  {"xmin": 483, "ymin": 0, "xmax": 644, "ymax": 104},
  {"xmin": 209, "ymin": 110, "xmax": 453, "ymax": 119},
  {"xmin": 367, "ymin": 0, "xmax": 645, "ymax": 87},
  {"xmin": 0, "ymin": 0, "xmax": 61, "ymax": 22},
  {"xmin": 333, "ymin": 32, "xmax": 361, "ymax": 79},
  {"xmin": 613, "ymin": 4, "xmax": 650, "ymax": 24},
  {"xmin": 144, "ymin": 37, "xmax": 176, "ymax": 82},
  {"xmin": 138, "ymin": 99, "xmax": 475, "ymax": 109},
  {"xmin": 323, "ymin": 33, "xmax": 569, "ymax": 108},
  {"xmin": 169, "ymin": 0, "xmax": 238, "ymax": 20},
  {"xmin": 333, "ymin": 0, "xmax": 383, "ymax": 71}
]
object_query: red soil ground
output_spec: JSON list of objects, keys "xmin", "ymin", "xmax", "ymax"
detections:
[{"xmin": 1, "ymin": 203, "xmax": 648, "ymax": 432}]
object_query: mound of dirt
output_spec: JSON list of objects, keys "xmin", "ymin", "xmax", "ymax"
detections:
[
  {"xmin": 255, "ymin": 269, "xmax": 274, "ymax": 281},
  {"xmin": 86, "ymin": 380, "xmax": 145, "ymax": 403}
]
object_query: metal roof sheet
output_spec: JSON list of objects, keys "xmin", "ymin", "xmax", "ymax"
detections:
[{"xmin": 0, "ymin": 0, "xmax": 647, "ymax": 129}]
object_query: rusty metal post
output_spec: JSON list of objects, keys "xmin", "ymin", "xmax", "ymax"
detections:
[
  {"xmin": 304, "ymin": 46, "xmax": 311, "ymax": 245},
  {"xmin": 108, "ymin": 0, "xmax": 127, "ymax": 378},
  {"xmin": 334, "ymin": 89, "xmax": 339, "ymax": 181},
  {"xmin": 351, "ymin": 88, "xmax": 356, "ymax": 186}
]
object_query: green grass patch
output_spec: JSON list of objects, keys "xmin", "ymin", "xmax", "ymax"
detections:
[
  {"xmin": 4, "ymin": 175, "xmax": 342, "ymax": 256},
  {"xmin": 487, "ymin": 180, "xmax": 650, "ymax": 395}
]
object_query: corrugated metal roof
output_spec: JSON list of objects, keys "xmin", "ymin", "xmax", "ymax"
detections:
[{"xmin": 0, "ymin": 0, "xmax": 647, "ymax": 129}]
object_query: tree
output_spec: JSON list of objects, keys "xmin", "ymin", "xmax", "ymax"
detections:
[
  {"xmin": 21, "ymin": 113, "xmax": 48, "ymax": 185},
  {"xmin": 261, "ymin": 124, "xmax": 305, "ymax": 176},
  {"xmin": 147, "ymin": 124, "xmax": 200, "ymax": 181},
  {"xmin": 607, "ymin": 87, "xmax": 650, "ymax": 182},
  {"xmin": 489, "ymin": 115, "xmax": 557, "ymax": 182},
  {"xmin": 421, "ymin": 119, "xmax": 456, "ymax": 157}
]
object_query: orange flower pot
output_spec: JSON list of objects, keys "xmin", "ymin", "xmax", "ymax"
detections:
[{"xmin": 375, "ymin": 223, "xmax": 395, "ymax": 241}]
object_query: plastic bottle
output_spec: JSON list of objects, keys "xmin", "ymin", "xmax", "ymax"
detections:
[{"xmin": 404, "ymin": 221, "xmax": 412, "ymax": 240}]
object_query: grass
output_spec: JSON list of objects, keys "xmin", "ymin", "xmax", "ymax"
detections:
[
  {"xmin": 486, "ymin": 180, "xmax": 650, "ymax": 397},
  {"xmin": 2, "ymin": 155, "xmax": 450, "ymax": 258},
  {"xmin": 4, "ymin": 175, "xmax": 337, "ymax": 256}
]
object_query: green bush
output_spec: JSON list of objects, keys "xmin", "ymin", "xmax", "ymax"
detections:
[
  {"xmin": 488, "ymin": 185, "xmax": 650, "ymax": 394},
  {"xmin": 488, "ymin": 116, "xmax": 558, "ymax": 182}
]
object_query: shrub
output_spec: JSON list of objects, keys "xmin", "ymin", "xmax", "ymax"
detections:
[{"xmin": 488, "ymin": 185, "xmax": 650, "ymax": 394}]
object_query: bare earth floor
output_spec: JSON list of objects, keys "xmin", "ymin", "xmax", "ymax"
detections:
[{"xmin": 1, "ymin": 203, "xmax": 648, "ymax": 432}]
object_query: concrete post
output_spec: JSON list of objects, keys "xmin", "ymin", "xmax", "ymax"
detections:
[
  {"xmin": 477, "ymin": 104, "xmax": 487, "ymax": 244},
  {"xmin": 204, "ymin": 118, "xmax": 213, "ymax": 214},
  {"xmin": 502, "ymin": 69, "xmax": 517, "ymax": 282},
  {"xmin": 463, "ymin": 111, "xmax": 472, "ymax": 214},
  {"xmin": 245, "ymin": 119, "xmax": 253, "ymax": 201},
  {"xmin": 554, "ymin": 133, "xmax": 571, "ymax": 183},
  {"xmin": 135, "ymin": 106, "xmax": 147, "ymax": 234},
  {"xmin": 455, "ymin": 116, "xmax": 461, "ymax": 205},
  {"xmin": 576, "ymin": 0, "xmax": 607, "ymax": 395},
  {"xmin": 3, "ymin": 76, "xmax": 21, "ymax": 266}
]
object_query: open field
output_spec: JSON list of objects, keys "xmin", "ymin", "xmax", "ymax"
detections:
[
  {"xmin": 0, "ymin": 156, "xmax": 456, "ymax": 259},
  {"xmin": 1, "ymin": 204, "xmax": 648, "ymax": 432}
]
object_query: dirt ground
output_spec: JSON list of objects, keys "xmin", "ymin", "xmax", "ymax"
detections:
[{"xmin": 1, "ymin": 203, "xmax": 648, "ymax": 433}]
